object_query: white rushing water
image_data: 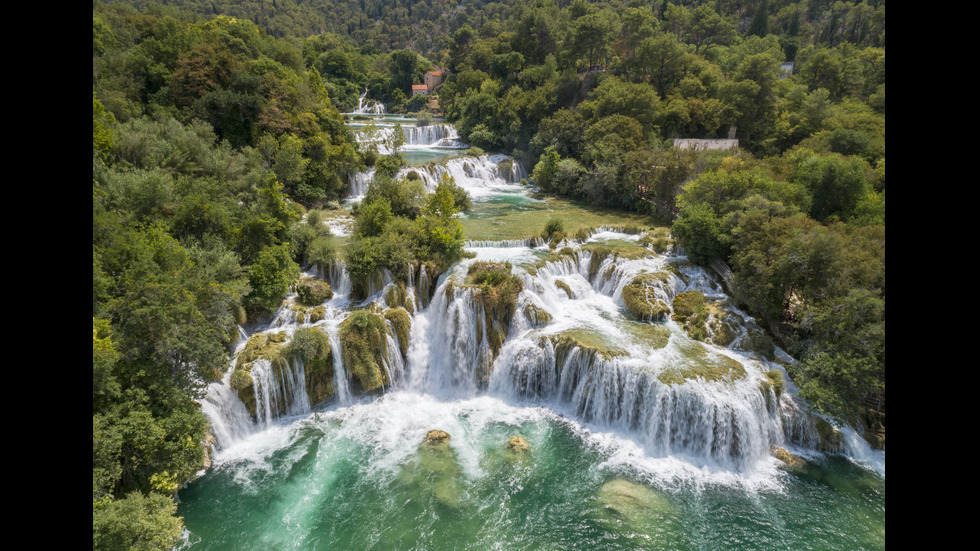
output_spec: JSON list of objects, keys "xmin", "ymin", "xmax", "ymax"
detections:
[
  {"xmin": 347, "ymin": 152, "xmax": 526, "ymax": 201},
  {"xmin": 352, "ymin": 88, "xmax": 386, "ymax": 115}
]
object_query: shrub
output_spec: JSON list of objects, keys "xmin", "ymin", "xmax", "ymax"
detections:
[{"xmin": 295, "ymin": 278, "xmax": 334, "ymax": 305}]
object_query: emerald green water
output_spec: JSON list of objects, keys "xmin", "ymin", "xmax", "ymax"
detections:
[
  {"xmin": 177, "ymin": 394, "xmax": 883, "ymax": 550},
  {"xmin": 462, "ymin": 194, "xmax": 657, "ymax": 242}
]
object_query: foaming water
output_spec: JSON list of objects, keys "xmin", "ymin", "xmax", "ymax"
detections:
[{"xmin": 180, "ymin": 392, "xmax": 883, "ymax": 550}]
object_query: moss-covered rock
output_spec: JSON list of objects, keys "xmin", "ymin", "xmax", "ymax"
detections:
[
  {"xmin": 307, "ymin": 305, "xmax": 326, "ymax": 323},
  {"xmin": 708, "ymin": 315, "xmax": 737, "ymax": 347},
  {"xmin": 339, "ymin": 310, "xmax": 391, "ymax": 392},
  {"xmin": 585, "ymin": 246, "xmax": 612, "ymax": 281},
  {"xmin": 582, "ymin": 240, "xmax": 652, "ymax": 275},
  {"xmin": 861, "ymin": 408, "xmax": 885, "ymax": 450},
  {"xmin": 384, "ymin": 308, "xmax": 412, "ymax": 358},
  {"xmin": 552, "ymin": 329, "xmax": 627, "ymax": 363},
  {"xmin": 295, "ymin": 277, "xmax": 334, "ymax": 305},
  {"xmin": 286, "ymin": 326, "xmax": 335, "ymax": 406},
  {"xmin": 290, "ymin": 304, "xmax": 307, "ymax": 324},
  {"xmin": 663, "ymin": 261, "xmax": 692, "ymax": 286},
  {"xmin": 554, "ymin": 279, "xmax": 574, "ymax": 299},
  {"xmin": 638, "ymin": 227, "xmax": 673, "ymax": 254},
  {"xmin": 657, "ymin": 339, "xmax": 746, "ymax": 386},
  {"xmin": 384, "ymin": 282, "xmax": 415, "ymax": 314},
  {"xmin": 497, "ymin": 157, "xmax": 516, "ymax": 180},
  {"xmin": 771, "ymin": 446, "xmax": 808, "ymax": 471},
  {"xmin": 523, "ymin": 303, "xmax": 552, "ymax": 327},
  {"xmin": 740, "ymin": 328, "xmax": 775, "ymax": 360},
  {"xmin": 758, "ymin": 370, "xmax": 785, "ymax": 412},
  {"xmin": 230, "ymin": 332, "xmax": 290, "ymax": 417},
  {"xmin": 814, "ymin": 417, "xmax": 844, "ymax": 453},
  {"xmin": 672, "ymin": 291, "xmax": 709, "ymax": 341},
  {"xmin": 621, "ymin": 274, "xmax": 670, "ymax": 320},
  {"xmin": 466, "ymin": 262, "xmax": 523, "ymax": 361}
]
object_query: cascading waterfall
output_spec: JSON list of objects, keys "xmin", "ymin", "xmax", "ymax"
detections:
[
  {"xmin": 350, "ymin": 123, "xmax": 465, "ymax": 155},
  {"xmin": 397, "ymin": 243, "xmax": 805, "ymax": 471},
  {"xmin": 182, "ymin": 110, "xmax": 883, "ymax": 549},
  {"xmin": 348, "ymin": 154, "xmax": 527, "ymax": 201},
  {"xmin": 250, "ymin": 357, "xmax": 311, "ymax": 426},
  {"xmin": 353, "ymin": 88, "xmax": 386, "ymax": 114},
  {"xmin": 347, "ymin": 167, "xmax": 375, "ymax": 198}
]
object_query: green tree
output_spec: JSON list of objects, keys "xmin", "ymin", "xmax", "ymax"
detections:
[
  {"xmin": 748, "ymin": 0, "xmax": 769, "ymax": 38},
  {"xmin": 671, "ymin": 202, "xmax": 724, "ymax": 265},
  {"xmin": 247, "ymin": 243, "xmax": 300, "ymax": 312}
]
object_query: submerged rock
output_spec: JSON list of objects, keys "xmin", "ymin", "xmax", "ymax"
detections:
[
  {"xmin": 507, "ymin": 435, "xmax": 530, "ymax": 454},
  {"xmin": 596, "ymin": 478, "xmax": 675, "ymax": 524},
  {"xmin": 422, "ymin": 429, "xmax": 451, "ymax": 447},
  {"xmin": 771, "ymin": 446, "xmax": 808, "ymax": 471},
  {"xmin": 400, "ymin": 429, "xmax": 464, "ymax": 507}
]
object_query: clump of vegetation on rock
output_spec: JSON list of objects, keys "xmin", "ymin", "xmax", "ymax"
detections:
[
  {"xmin": 339, "ymin": 310, "xmax": 391, "ymax": 392},
  {"xmin": 657, "ymin": 339, "xmax": 746, "ymax": 385},
  {"xmin": 672, "ymin": 291, "xmax": 710, "ymax": 341},
  {"xmin": 384, "ymin": 282, "xmax": 414, "ymax": 313},
  {"xmin": 554, "ymin": 279, "xmax": 573, "ymax": 298},
  {"xmin": 466, "ymin": 262, "xmax": 523, "ymax": 358},
  {"xmin": 384, "ymin": 308, "xmax": 412, "ymax": 358},
  {"xmin": 622, "ymin": 275, "xmax": 670, "ymax": 320},
  {"xmin": 523, "ymin": 303, "xmax": 552, "ymax": 327},
  {"xmin": 286, "ymin": 327, "xmax": 334, "ymax": 405},
  {"xmin": 542, "ymin": 217, "xmax": 566, "ymax": 248},
  {"xmin": 294, "ymin": 277, "xmax": 334, "ymax": 305}
]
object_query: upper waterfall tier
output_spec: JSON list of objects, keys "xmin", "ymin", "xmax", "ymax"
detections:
[
  {"xmin": 347, "ymin": 153, "xmax": 525, "ymax": 200},
  {"xmin": 349, "ymin": 122, "xmax": 467, "ymax": 155}
]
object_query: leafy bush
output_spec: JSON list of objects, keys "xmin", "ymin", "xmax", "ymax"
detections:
[{"xmin": 295, "ymin": 278, "xmax": 334, "ymax": 305}]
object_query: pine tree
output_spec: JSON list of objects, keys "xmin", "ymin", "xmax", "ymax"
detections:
[{"xmin": 748, "ymin": 0, "xmax": 769, "ymax": 37}]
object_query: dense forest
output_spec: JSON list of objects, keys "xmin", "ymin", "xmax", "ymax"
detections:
[{"xmin": 93, "ymin": 0, "xmax": 883, "ymax": 548}]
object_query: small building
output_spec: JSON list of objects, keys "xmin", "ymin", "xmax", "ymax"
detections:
[
  {"xmin": 411, "ymin": 84, "xmax": 428, "ymax": 96},
  {"xmin": 673, "ymin": 139, "xmax": 739, "ymax": 151},
  {"xmin": 424, "ymin": 69, "xmax": 445, "ymax": 92}
]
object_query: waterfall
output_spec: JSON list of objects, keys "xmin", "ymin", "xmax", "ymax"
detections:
[
  {"xmin": 195, "ymin": 195, "xmax": 857, "ymax": 475},
  {"xmin": 406, "ymin": 283, "xmax": 492, "ymax": 397},
  {"xmin": 352, "ymin": 123, "xmax": 466, "ymax": 155},
  {"xmin": 347, "ymin": 168, "xmax": 375, "ymax": 198},
  {"xmin": 326, "ymin": 321, "xmax": 353, "ymax": 405},
  {"xmin": 250, "ymin": 357, "xmax": 311, "ymax": 426},
  {"xmin": 351, "ymin": 154, "xmax": 526, "ymax": 199},
  {"xmin": 394, "ymin": 242, "xmax": 820, "ymax": 470},
  {"xmin": 199, "ymin": 368, "xmax": 255, "ymax": 450},
  {"xmin": 353, "ymin": 88, "xmax": 386, "ymax": 114}
]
